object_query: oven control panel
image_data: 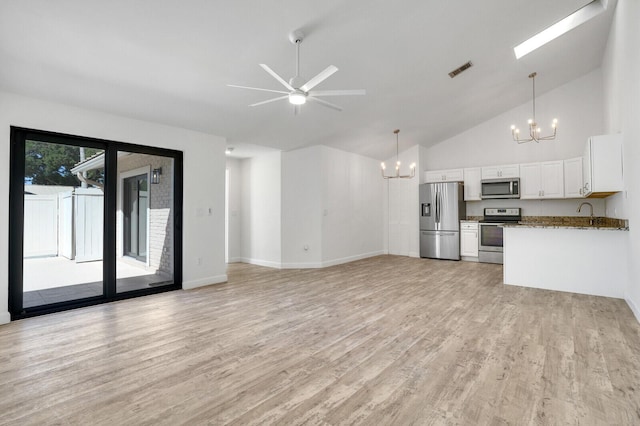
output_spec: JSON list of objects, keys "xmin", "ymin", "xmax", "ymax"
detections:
[{"xmin": 484, "ymin": 208, "xmax": 520, "ymax": 216}]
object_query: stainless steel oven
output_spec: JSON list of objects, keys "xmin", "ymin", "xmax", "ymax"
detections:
[
  {"xmin": 478, "ymin": 222, "xmax": 505, "ymax": 264},
  {"xmin": 478, "ymin": 208, "xmax": 521, "ymax": 264}
]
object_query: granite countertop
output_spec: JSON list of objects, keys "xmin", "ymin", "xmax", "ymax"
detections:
[{"xmin": 500, "ymin": 216, "xmax": 629, "ymax": 231}]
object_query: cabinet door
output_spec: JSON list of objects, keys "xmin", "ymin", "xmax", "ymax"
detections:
[
  {"xmin": 444, "ymin": 169, "xmax": 464, "ymax": 182},
  {"xmin": 460, "ymin": 229, "xmax": 479, "ymax": 257},
  {"xmin": 425, "ymin": 168, "xmax": 464, "ymax": 183},
  {"xmin": 540, "ymin": 161, "xmax": 564, "ymax": 198},
  {"xmin": 463, "ymin": 168, "xmax": 482, "ymax": 201},
  {"xmin": 481, "ymin": 164, "xmax": 519, "ymax": 179},
  {"xmin": 590, "ymin": 134, "xmax": 623, "ymax": 193},
  {"xmin": 481, "ymin": 166, "xmax": 500, "ymax": 179},
  {"xmin": 425, "ymin": 170, "xmax": 444, "ymax": 183},
  {"xmin": 564, "ymin": 157, "xmax": 584, "ymax": 198},
  {"xmin": 519, "ymin": 163, "xmax": 541, "ymax": 199},
  {"xmin": 583, "ymin": 138, "xmax": 593, "ymax": 196},
  {"xmin": 500, "ymin": 164, "xmax": 520, "ymax": 178}
]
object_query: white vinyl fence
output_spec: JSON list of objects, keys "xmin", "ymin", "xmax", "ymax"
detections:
[
  {"xmin": 24, "ymin": 194, "xmax": 58, "ymax": 257},
  {"xmin": 23, "ymin": 188, "xmax": 103, "ymax": 261}
]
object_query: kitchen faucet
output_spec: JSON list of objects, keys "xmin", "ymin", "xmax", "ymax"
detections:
[{"xmin": 577, "ymin": 202, "xmax": 594, "ymax": 226}]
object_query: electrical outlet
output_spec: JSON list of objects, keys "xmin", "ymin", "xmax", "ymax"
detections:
[{"xmin": 197, "ymin": 257, "xmax": 202, "ymax": 266}]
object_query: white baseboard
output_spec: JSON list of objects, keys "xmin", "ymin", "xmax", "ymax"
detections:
[
  {"xmin": 320, "ymin": 250, "xmax": 386, "ymax": 268},
  {"xmin": 0, "ymin": 311, "xmax": 10, "ymax": 325},
  {"xmin": 280, "ymin": 261, "xmax": 323, "ymax": 269},
  {"xmin": 238, "ymin": 257, "xmax": 282, "ymax": 269},
  {"xmin": 408, "ymin": 251, "xmax": 420, "ymax": 258},
  {"xmin": 625, "ymin": 294, "xmax": 640, "ymax": 324},
  {"xmin": 226, "ymin": 257, "xmax": 242, "ymax": 264},
  {"xmin": 182, "ymin": 274, "xmax": 228, "ymax": 290}
]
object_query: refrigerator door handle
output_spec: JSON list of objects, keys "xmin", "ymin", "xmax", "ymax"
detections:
[{"xmin": 434, "ymin": 192, "xmax": 439, "ymax": 224}]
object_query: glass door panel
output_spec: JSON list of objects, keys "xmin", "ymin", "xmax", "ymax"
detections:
[
  {"xmin": 116, "ymin": 152, "xmax": 175, "ymax": 294},
  {"xmin": 22, "ymin": 139, "xmax": 105, "ymax": 308}
]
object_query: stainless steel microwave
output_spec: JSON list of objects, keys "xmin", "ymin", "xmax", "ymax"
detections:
[{"xmin": 481, "ymin": 178, "xmax": 520, "ymax": 199}]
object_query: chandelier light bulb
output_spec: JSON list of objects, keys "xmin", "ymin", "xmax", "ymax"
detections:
[
  {"xmin": 410, "ymin": 163, "xmax": 416, "ymax": 169},
  {"xmin": 510, "ymin": 125, "xmax": 516, "ymax": 130},
  {"xmin": 528, "ymin": 119, "xmax": 533, "ymax": 124},
  {"xmin": 396, "ymin": 161, "xmax": 401, "ymax": 166},
  {"xmin": 381, "ymin": 162, "xmax": 386, "ymax": 170}
]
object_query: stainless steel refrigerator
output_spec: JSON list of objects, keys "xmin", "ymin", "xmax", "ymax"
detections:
[{"xmin": 419, "ymin": 182, "xmax": 466, "ymax": 260}]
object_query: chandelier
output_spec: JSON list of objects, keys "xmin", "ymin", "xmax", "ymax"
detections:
[
  {"xmin": 381, "ymin": 129, "xmax": 415, "ymax": 179},
  {"xmin": 511, "ymin": 72, "xmax": 558, "ymax": 143}
]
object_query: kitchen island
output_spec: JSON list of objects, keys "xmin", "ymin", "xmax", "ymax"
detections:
[{"xmin": 503, "ymin": 219, "xmax": 629, "ymax": 299}]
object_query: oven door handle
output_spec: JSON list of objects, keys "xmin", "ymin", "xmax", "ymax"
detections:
[{"xmin": 510, "ymin": 181, "xmax": 513, "ymax": 195}]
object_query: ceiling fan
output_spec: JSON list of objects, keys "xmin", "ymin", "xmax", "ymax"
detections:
[{"xmin": 228, "ymin": 30, "xmax": 366, "ymax": 113}]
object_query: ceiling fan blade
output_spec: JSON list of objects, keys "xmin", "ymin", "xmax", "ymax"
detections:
[
  {"xmin": 300, "ymin": 65, "xmax": 339, "ymax": 92},
  {"xmin": 307, "ymin": 96, "xmax": 343, "ymax": 112},
  {"xmin": 307, "ymin": 89, "xmax": 366, "ymax": 97},
  {"xmin": 259, "ymin": 64, "xmax": 294, "ymax": 91},
  {"xmin": 249, "ymin": 95, "xmax": 289, "ymax": 107},
  {"xmin": 227, "ymin": 84, "xmax": 289, "ymax": 94}
]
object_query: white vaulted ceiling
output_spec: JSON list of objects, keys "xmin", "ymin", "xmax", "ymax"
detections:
[{"xmin": 0, "ymin": 0, "xmax": 616, "ymax": 159}]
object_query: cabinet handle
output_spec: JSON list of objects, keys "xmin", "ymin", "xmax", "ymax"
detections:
[
  {"xmin": 541, "ymin": 190, "xmax": 544, "ymax": 196},
  {"xmin": 579, "ymin": 188, "xmax": 583, "ymax": 195}
]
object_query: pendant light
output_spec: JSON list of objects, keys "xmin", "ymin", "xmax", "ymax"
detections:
[
  {"xmin": 511, "ymin": 72, "xmax": 558, "ymax": 143},
  {"xmin": 381, "ymin": 129, "xmax": 415, "ymax": 179}
]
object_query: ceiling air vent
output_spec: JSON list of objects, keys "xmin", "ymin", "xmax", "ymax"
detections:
[{"xmin": 448, "ymin": 61, "xmax": 473, "ymax": 78}]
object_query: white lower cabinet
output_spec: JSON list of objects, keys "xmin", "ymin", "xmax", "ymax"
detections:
[{"xmin": 460, "ymin": 222, "xmax": 479, "ymax": 259}]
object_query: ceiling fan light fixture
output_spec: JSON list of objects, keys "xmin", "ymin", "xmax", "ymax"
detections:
[{"xmin": 289, "ymin": 92, "xmax": 307, "ymax": 105}]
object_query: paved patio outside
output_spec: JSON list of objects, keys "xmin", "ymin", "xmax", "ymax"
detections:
[{"xmin": 22, "ymin": 256, "xmax": 173, "ymax": 308}]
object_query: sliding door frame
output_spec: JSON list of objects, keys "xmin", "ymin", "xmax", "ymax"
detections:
[{"xmin": 9, "ymin": 127, "xmax": 183, "ymax": 320}]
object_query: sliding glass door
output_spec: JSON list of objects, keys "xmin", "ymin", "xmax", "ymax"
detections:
[{"xmin": 9, "ymin": 127, "xmax": 182, "ymax": 319}]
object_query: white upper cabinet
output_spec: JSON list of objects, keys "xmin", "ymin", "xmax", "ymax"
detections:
[
  {"xmin": 583, "ymin": 134, "xmax": 623, "ymax": 197},
  {"xmin": 519, "ymin": 161, "xmax": 564, "ymax": 199},
  {"xmin": 481, "ymin": 164, "xmax": 519, "ymax": 179},
  {"xmin": 424, "ymin": 168, "xmax": 464, "ymax": 183},
  {"xmin": 463, "ymin": 168, "xmax": 482, "ymax": 201},
  {"xmin": 564, "ymin": 157, "xmax": 584, "ymax": 198}
]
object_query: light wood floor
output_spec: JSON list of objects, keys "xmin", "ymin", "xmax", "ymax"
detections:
[{"xmin": 1, "ymin": 256, "xmax": 639, "ymax": 425}]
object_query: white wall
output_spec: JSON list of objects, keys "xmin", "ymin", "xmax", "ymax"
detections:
[
  {"xmin": 239, "ymin": 152, "xmax": 282, "ymax": 268},
  {"xmin": 601, "ymin": 0, "xmax": 640, "ymax": 321},
  {"xmin": 226, "ymin": 157, "xmax": 242, "ymax": 263},
  {"xmin": 0, "ymin": 91, "xmax": 228, "ymax": 323},
  {"xmin": 279, "ymin": 145, "xmax": 385, "ymax": 268},
  {"xmin": 321, "ymin": 146, "xmax": 385, "ymax": 265},
  {"xmin": 385, "ymin": 145, "xmax": 424, "ymax": 258},
  {"xmin": 281, "ymin": 146, "xmax": 324, "ymax": 267},
  {"xmin": 423, "ymin": 69, "xmax": 604, "ymax": 169}
]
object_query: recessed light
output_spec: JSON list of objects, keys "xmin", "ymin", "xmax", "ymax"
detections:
[{"xmin": 514, "ymin": 0, "xmax": 607, "ymax": 59}]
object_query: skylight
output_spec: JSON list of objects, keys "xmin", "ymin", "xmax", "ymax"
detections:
[{"xmin": 514, "ymin": 0, "xmax": 608, "ymax": 59}]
